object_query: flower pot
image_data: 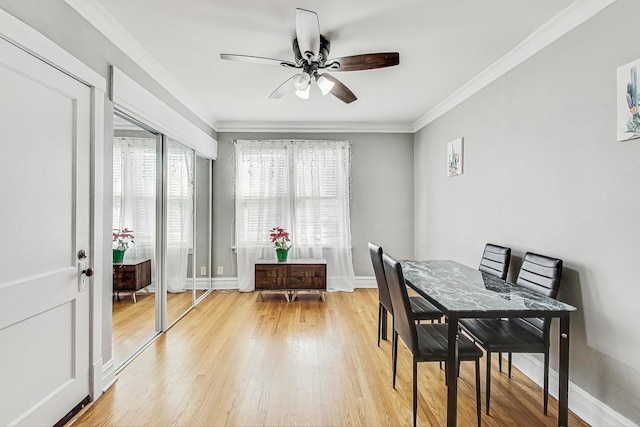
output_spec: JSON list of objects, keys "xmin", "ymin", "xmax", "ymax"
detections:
[
  {"xmin": 276, "ymin": 248, "xmax": 289, "ymax": 262},
  {"xmin": 113, "ymin": 249, "xmax": 126, "ymax": 263}
]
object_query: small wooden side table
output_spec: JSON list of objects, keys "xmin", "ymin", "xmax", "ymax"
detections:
[
  {"xmin": 113, "ymin": 259, "xmax": 152, "ymax": 303},
  {"xmin": 255, "ymin": 258, "xmax": 327, "ymax": 302}
]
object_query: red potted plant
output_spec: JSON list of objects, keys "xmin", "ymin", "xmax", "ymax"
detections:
[
  {"xmin": 269, "ymin": 226, "xmax": 291, "ymax": 262},
  {"xmin": 112, "ymin": 228, "xmax": 135, "ymax": 263}
]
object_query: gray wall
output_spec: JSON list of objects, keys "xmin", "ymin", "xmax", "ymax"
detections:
[
  {"xmin": 191, "ymin": 155, "xmax": 212, "ymax": 279},
  {"xmin": 213, "ymin": 132, "xmax": 414, "ymax": 277},
  {"xmin": 414, "ymin": 0, "xmax": 640, "ymax": 422}
]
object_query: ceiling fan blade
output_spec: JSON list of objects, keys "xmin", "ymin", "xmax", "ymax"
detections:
[
  {"xmin": 326, "ymin": 52, "xmax": 399, "ymax": 72},
  {"xmin": 296, "ymin": 8, "xmax": 320, "ymax": 61},
  {"xmin": 268, "ymin": 75, "xmax": 297, "ymax": 99},
  {"xmin": 320, "ymin": 73, "xmax": 357, "ymax": 104},
  {"xmin": 220, "ymin": 54, "xmax": 297, "ymax": 68}
]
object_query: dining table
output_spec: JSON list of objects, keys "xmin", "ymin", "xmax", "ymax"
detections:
[{"xmin": 399, "ymin": 259, "xmax": 577, "ymax": 427}]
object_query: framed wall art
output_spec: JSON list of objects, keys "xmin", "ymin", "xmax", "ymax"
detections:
[
  {"xmin": 447, "ymin": 137, "xmax": 463, "ymax": 176},
  {"xmin": 617, "ymin": 58, "xmax": 640, "ymax": 141}
]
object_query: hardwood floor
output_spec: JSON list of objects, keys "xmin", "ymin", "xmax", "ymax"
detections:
[
  {"xmin": 74, "ymin": 290, "xmax": 587, "ymax": 427},
  {"xmin": 112, "ymin": 291, "xmax": 195, "ymax": 366}
]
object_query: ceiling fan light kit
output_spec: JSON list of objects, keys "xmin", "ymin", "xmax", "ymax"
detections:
[
  {"xmin": 316, "ymin": 75, "xmax": 335, "ymax": 96},
  {"xmin": 295, "ymin": 86, "xmax": 311, "ymax": 100},
  {"xmin": 220, "ymin": 8, "xmax": 400, "ymax": 104},
  {"xmin": 292, "ymin": 72, "xmax": 311, "ymax": 91}
]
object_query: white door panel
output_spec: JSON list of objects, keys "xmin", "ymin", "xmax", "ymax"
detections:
[{"xmin": 0, "ymin": 37, "xmax": 91, "ymax": 427}]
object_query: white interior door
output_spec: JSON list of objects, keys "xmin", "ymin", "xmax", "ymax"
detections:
[{"xmin": 0, "ymin": 37, "xmax": 91, "ymax": 426}]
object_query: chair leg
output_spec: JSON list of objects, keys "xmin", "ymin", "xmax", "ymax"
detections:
[
  {"xmin": 381, "ymin": 305, "xmax": 389, "ymax": 341},
  {"xmin": 544, "ymin": 348, "xmax": 550, "ymax": 415},
  {"xmin": 475, "ymin": 359, "xmax": 481, "ymax": 427},
  {"xmin": 392, "ymin": 331, "xmax": 399, "ymax": 389},
  {"xmin": 486, "ymin": 351, "xmax": 492, "ymax": 415},
  {"xmin": 391, "ymin": 323, "xmax": 396, "ymax": 372},
  {"xmin": 413, "ymin": 358, "xmax": 418, "ymax": 427},
  {"xmin": 508, "ymin": 352, "xmax": 513, "ymax": 378},
  {"xmin": 377, "ymin": 304, "xmax": 382, "ymax": 347},
  {"xmin": 444, "ymin": 361, "xmax": 447, "ymax": 386},
  {"xmin": 498, "ymin": 351, "xmax": 502, "ymax": 372}
]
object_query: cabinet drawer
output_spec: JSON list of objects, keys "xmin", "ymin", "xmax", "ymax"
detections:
[
  {"xmin": 113, "ymin": 270, "xmax": 135, "ymax": 280},
  {"xmin": 289, "ymin": 276, "xmax": 325, "ymax": 289},
  {"xmin": 255, "ymin": 265, "xmax": 288, "ymax": 278},
  {"xmin": 256, "ymin": 277, "xmax": 289, "ymax": 289},
  {"xmin": 113, "ymin": 268, "xmax": 136, "ymax": 291},
  {"xmin": 290, "ymin": 265, "xmax": 325, "ymax": 278}
]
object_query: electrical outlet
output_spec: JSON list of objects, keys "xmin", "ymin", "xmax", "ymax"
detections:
[
  {"xmin": 217, "ymin": 266, "xmax": 223, "ymax": 275},
  {"xmin": 200, "ymin": 266, "xmax": 207, "ymax": 276}
]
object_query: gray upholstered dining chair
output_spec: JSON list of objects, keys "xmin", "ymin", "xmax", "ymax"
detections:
[
  {"xmin": 369, "ymin": 243, "xmax": 442, "ymax": 349},
  {"xmin": 460, "ymin": 252, "xmax": 563, "ymax": 415},
  {"xmin": 383, "ymin": 253, "xmax": 483, "ymax": 427},
  {"xmin": 478, "ymin": 243, "xmax": 511, "ymax": 280}
]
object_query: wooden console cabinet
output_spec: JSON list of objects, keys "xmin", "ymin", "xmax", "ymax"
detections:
[
  {"xmin": 255, "ymin": 258, "xmax": 326, "ymax": 302},
  {"xmin": 113, "ymin": 259, "xmax": 152, "ymax": 303}
]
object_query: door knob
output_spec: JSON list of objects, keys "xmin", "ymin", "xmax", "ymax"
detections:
[{"xmin": 82, "ymin": 267, "xmax": 94, "ymax": 277}]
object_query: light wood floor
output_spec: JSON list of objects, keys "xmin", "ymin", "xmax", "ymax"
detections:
[
  {"xmin": 112, "ymin": 290, "xmax": 195, "ymax": 367},
  {"xmin": 74, "ymin": 289, "xmax": 587, "ymax": 427}
]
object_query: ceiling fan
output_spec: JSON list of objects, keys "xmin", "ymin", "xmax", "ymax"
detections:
[{"xmin": 220, "ymin": 8, "xmax": 399, "ymax": 104}]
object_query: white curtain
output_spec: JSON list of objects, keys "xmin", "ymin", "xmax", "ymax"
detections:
[
  {"xmin": 113, "ymin": 137, "xmax": 193, "ymax": 293},
  {"xmin": 235, "ymin": 140, "xmax": 355, "ymax": 292},
  {"xmin": 165, "ymin": 139, "xmax": 194, "ymax": 293},
  {"xmin": 113, "ymin": 137, "xmax": 157, "ymax": 273}
]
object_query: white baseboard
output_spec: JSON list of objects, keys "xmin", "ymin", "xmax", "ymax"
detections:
[
  {"xmin": 511, "ymin": 353, "xmax": 636, "ymax": 426},
  {"xmin": 90, "ymin": 357, "xmax": 103, "ymax": 400},
  {"xmin": 209, "ymin": 276, "xmax": 377, "ymax": 290},
  {"xmin": 101, "ymin": 358, "xmax": 117, "ymax": 393},
  {"xmin": 211, "ymin": 277, "xmax": 239, "ymax": 290},
  {"xmin": 355, "ymin": 276, "xmax": 377, "ymax": 288}
]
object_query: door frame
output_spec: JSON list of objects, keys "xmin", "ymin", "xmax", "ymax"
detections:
[{"xmin": 0, "ymin": 9, "xmax": 110, "ymax": 400}]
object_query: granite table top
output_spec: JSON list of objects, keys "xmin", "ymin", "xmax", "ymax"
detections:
[{"xmin": 400, "ymin": 260, "xmax": 576, "ymax": 317}]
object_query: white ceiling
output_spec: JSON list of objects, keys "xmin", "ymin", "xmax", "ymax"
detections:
[{"xmin": 84, "ymin": 0, "xmax": 592, "ymax": 132}]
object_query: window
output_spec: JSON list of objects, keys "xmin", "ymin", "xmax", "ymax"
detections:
[
  {"xmin": 113, "ymin": 137, "xmax": 157, "ymax": 259},
  {"xmin": 234, "ymin": 140, "xmax": 355, "ymax": 292}
]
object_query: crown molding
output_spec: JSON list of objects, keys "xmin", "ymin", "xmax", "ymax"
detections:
[
  {"xmin": 64, "ymin": 0, "xmax": 217, "ymax": 130},
  {"xmin": 412, "ymin": 0, "xmax": 617, "ymax": 132},
  {"xmin": 216, "ymin": 121, "xmax": 414, "ymax": 134},
  {"xmin": 64, "ymin": 0, "xmax": 615, "ymax": 135},
  {"xmin": 0, "ymin": 8, "xmax": 106, "ymax": 91}
]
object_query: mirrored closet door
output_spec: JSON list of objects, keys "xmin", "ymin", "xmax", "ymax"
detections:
[
  {"xmin": 112, "ymin": 116, "xmax": 214, "ymax": 368},
  {"xmin": 164, "ymin": 138, "xmax": 195, "ymax": 326},
  {"xmin": 112, "ymin": 112, "xmax": 161, "ymax": 368}
]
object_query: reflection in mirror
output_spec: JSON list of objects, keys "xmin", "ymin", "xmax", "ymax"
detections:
[
  {"xmin": 194, "ymin": 155, "xmax": 212, "ymax": 302},
  {"xmin": 165, "ymin": 138, "xmax": 195, "ymax": 326},
  {"xmin": 112, "ymin": 112, "xmax": 160, "ymax": 369}
]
